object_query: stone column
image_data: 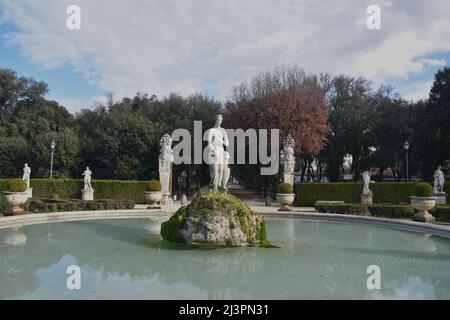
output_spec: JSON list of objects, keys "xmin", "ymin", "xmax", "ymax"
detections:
[{"xmin": 159, "ymin": 134, "xmax": 174, "ymax": 205}]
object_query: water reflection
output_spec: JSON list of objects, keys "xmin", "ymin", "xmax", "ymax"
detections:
[{"xmin": 0, "ymin": 218, "xmax": 449, "ymax": 299}]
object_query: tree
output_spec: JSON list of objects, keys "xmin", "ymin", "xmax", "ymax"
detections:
[{"xmin": 226, "ymin": 64, "xmax": 330, "ymax": 193}]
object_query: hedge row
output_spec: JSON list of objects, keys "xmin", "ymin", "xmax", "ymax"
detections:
[
  {"xmin": 0, "ymin": 179, "xmax": 149, "ymax": 203},
  {"xmin": 25, "ymin": 198, "xmax": 135, "ymax": 213},
  {"xmin": 315, "ymin": 203, "xmax": 450, "ymax": 222},
  {"xmin": 295, "ymin": 182, "xmax": 450, "ymax": 206}
]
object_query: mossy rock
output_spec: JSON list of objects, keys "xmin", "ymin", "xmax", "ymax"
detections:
[{"xmin": 161, "ymin": 189, "xmax": 272, "ymax": 248}]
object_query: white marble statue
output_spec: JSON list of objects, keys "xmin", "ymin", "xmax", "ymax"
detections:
[
  {"xmin": 206, "ymin": 114, "xmax": 229, "ymax": 192},
  {"xmin": 159, "ymin": 133, "xmax": 174, "ymax": 171},
  {"xmin": 159, "ymin": 133, "xmax": 174, "ymax": 204},
  {"xmin": 82, "ymin": 166, "xmax": 93, "ymax": 190},
  {"xmin": 433, "ymin": 166, "xmax": 445, "ymax": 195},
  {"xmin": 280, "ymin": 135, "xmax": 295, "ymax": 185},
  {"xmin": 22, "ymin": 163, "xmax": 31, "ymax": 189},
  {"xmin": 362, "ymin": 170, "xmax": 372, "ymax": 195}
]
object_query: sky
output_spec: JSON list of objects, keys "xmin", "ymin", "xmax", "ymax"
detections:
[{"xmin": 1, "ymin": 0, "xmax": 449, "ymax": 113}]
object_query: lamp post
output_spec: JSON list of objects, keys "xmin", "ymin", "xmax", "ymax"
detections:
[
  {"xmin": 50, "ymin": 140, "xmax": 56, "ymax": 179},
  {"xmin": 404, "ymin": 141, "xmax": 410, "ymax": 182}
]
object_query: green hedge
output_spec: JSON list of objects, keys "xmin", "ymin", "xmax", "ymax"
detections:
[
  {"xmin": 295, "ymin": 182, "xmax": 450, "ymax": 206},
  {"xmin": 367, "ymin": 204, "xmax": 414, "ymax": 219},
  {"xmin": 25, "ymin": 198, "xmax": 135, "ymax": 213},
  {"xmin": 315, "ymin": 203, "xmax": 369, "ymax": 216},
  {"xmin": 431, "ymin": 206, "xmax": 450, "ymax": 223},
  {"xmin": 315, "ymin": 202, "xmax": 450, "ymax": 222},
  {"xmin": 0, "ymin": 179, "xmax": 148, "ymax": 204}
]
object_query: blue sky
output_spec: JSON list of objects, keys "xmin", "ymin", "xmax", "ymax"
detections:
[{"xmin": 1, "ymin": 0, "xmax": 449, "ymax": 113}]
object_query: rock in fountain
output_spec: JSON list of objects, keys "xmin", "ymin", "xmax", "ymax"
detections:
[{"xmin": 160, "ymin": 188, "xmax": 271, "ymax": 247}]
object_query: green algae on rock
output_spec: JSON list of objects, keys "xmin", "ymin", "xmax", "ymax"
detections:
[{"xmin": 160, "ymin": 189, "xmax": 272, "ymax": 247}]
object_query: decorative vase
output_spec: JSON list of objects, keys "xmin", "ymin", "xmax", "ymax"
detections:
[
  {"xmin": 3, "ymin": 191, "xmax": 29, "ymax": 215},
  {"xmin": 276, "ymin": 193, "xmax": 295, "ymax": 211},
  {"xmin": 145, "ymin": 191, "xmax": 163, "ymax": 209},
  {"xmin": 410, "ymin": 196, "xmax": 436, "ymax": 223}
]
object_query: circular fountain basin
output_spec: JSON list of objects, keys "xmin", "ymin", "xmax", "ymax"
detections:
[{"xmin": 1, "ymin": 217, "xmax": 450, "ymax": 299}]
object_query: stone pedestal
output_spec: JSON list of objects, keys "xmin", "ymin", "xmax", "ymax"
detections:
[
  {"xmin": 283, "ymin": 173, "xmax": 294, "ymax": 186},
  {"xmin": 434, "ymin": 194, "xmax": 447, "ymax": 205},
  {"xmin": 82, "ymin": 189, "xmax": 94, "ymax": 201},
  {"xmin": 26, "ymin": 188, "xmax": 33, "ymax": 199},
  {"xmin": 361, "ymin": 192, "xmax": 373, "ymax": 205},
  {"xmin": 181, "ymin": 194, "xmax": 187, "ymax": 205},
  {"xmin": 162, "ymin": 192, "xmax": 173, "ymax": 205},
  {"xmin": 412, "ymin": 211, "xmax": 436, "ymax": 223},
  {"xmin": 159, "ymin": 169, "xmax": 173, "ymax": 205}
]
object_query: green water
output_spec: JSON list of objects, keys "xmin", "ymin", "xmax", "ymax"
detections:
[{"xmin": 1, "ymin": 217, "xmax": 449, "ymax": 299}]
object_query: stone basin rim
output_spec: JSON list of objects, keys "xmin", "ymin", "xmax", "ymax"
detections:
[{"xmin": 0, "ymin": 209, "xmax": 449, "ymax": 238}]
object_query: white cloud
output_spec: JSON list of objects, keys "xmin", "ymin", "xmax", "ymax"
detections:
[
  {"xmin": 402, "ymin": 80, "xmax": 433, "ymax": 102},
  {"xmin": 1, "ymin": 0, "xmax": 450, "ymax": 104}
]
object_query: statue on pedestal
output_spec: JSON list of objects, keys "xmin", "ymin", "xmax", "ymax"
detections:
[
  {"xmin": 22, "ymin": 163, "xmax": 31, "ymax": 189},
  {"xmin": 361, "ymin": 170, "xmax": 373, "ymax": 204},
  {"xmin": 82, "ymin": 167, "xmax": 93, "ymax": 190},
  {"xmin": 433, "ymin": 166, "xmax": 447, "ymax": 204},
  {"xmin": 280, "ymin": 135, "xmax": 295, "ymax": 185},
  {"xmin": 433, "ymin": 166, "xmax": 445, "ymax": 195},
  {"xmin": 206, "ymin": 114, "xmax": 229, "ymax": 192},
  {"xmin": 159, "ymin": 133, "xmax": 174, "ymax": 204},
  {"xmin": 81, "ymin": 166, "xmax": 94, "ymax": 201}
]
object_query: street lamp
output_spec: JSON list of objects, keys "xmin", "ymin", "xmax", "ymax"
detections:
[
  {"xmin": 50, "ymin": 140, "xmax": 56, "ymax": 179},
  {"xmin": 404, "ymin": 141, "xmax": 410, "ymax": 182}
]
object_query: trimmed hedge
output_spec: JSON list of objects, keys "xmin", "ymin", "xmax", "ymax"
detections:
[
  {"xmin": 315, "ymin": 202, "xmax": 450, "ymax": 222},
  {"xmin": 431, "ymin": 206, "xmax": 450, "ymax": 223},
  {"xmin": 367, "ymin": 204, "xmax": 414, "ymax": 219},
  {"xmin": 315, "ymin": 203, "xmax": 369, "ymax": 216},
  {"xmin": 0, "ymin": 179, "xmax": 149, "ymax": 203},
  {"xmin": 25, "ymin": 198, "xmax": 135, "ymax": 213},
  {"xmin": 295, "ymin": 182, "xmax": 450, "ymax": 206},
  {"xmin": 0, "ymin": 193, "xmax": 8, "ymax": 215},
  {"xmin": 2, "ymin": 179, "xmax": 27, "ymax": 192}
]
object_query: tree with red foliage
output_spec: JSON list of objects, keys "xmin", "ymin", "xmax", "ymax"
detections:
[{"xmin": 225, "ymin": 64, "xmax": 330, "ymax": 190}]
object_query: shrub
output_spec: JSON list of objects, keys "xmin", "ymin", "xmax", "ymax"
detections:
[
  {"xmin": 146, "ymin": 180, "xmax": 162, "ymax": 192},
  {"xmin": 0, "ymin": 179, "xmax": 149, "ymax": 204},
  {"xmin": 431, "ymin": 206, "xmax": 450, "ymax": 222},
  {"xmin": 25, "ymin": 198, "xmax": 135, "ymax": 213},
  {"xmin": 277, "ymin": 183, "xmax": 293, "ymax": 194},
  {"xmin": 3, "ymin": 179, "xmax": 27, "ymax": 192},
  {"xmin": 295, "ymin": 182, "xmax": 420, "ymax": 206},
  {"xmin": 368, "ymin": 204, "xmax": 414, "ymax": 219},
  {"xmin": 315, "ymin": 203, "xmax": 368, "ymax": 215},
  {"xmin": 0, "ymin": 193, "xmax": 8, "ymax": 215},
  {"xmin": 414, "ymin": 183, "xmax": 433, "ymax": 197}
]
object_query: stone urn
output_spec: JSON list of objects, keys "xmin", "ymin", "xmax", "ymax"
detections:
[
  {"xmin": 411, "ymin": 196, "xmax": 436, "ymax": 223},
  {"xmin": 3, "ymin": 191, "xmax": 29, "ymax": 215},
  {"xmin": 277, "ymin": 193, "xmax": 295, "ymax": 211},
  {"xmin": 145, "ymin": 191, "xmax": 163, "ymax": 209}
]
